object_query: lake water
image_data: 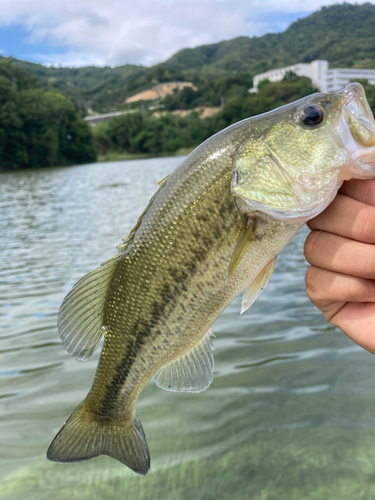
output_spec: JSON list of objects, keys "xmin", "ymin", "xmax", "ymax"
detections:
[{"xmin": 2, "ymin": 157, "xmax": 375, "ymax": 500}]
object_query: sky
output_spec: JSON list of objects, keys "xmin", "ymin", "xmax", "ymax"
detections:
[{"xmin": 0, "ymin": 0, "xmax": 373, "ymax": 68}]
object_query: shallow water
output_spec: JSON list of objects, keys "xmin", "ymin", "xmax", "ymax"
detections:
[{"xmin": 1, "ymin": 158, "xmax": 375, "ymax": 500}]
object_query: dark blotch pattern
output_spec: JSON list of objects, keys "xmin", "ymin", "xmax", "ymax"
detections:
[{"xmin": 97, "ymin": 172, "xmax": 239, "ymax": 417}]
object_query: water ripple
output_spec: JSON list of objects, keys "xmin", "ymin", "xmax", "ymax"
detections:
[{"xmin": 2, "ymin": 159, "xmax": 375, "ymax": 499}]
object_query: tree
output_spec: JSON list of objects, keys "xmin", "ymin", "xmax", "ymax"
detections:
[{"xmin": 0, "ymin": 61, "xmax": 96, "ymax": 170}]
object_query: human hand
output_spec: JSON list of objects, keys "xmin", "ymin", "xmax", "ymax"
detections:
[{"xmin": 304, "ymin": 179, "xmax": 375, "ymax": 354}]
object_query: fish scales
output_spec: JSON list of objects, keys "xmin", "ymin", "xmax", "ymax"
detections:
[
  {"xmin": 86, "ymin": 126, "xmax": 297, "ymax": 418},
  {"xmin": 48, "ymin": 83, "xmax": 375, "ymax": 475},
  {"xmin": 89, "ymin": 165, "xmax": 243, "ymax": 416}
]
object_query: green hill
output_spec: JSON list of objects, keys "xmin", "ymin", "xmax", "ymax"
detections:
[
  {"xmin": 2, "ymin": 3, "xmax": 375, "ymax": 112},
  {"xmin": 0, "ymin": 60, "xmax": 97, "ymax": 170},
  {"xmin": 166, "ymin": 3, "xmax": 375, "ymax": 73}
]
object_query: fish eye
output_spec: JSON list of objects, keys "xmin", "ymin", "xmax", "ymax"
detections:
[{"xmin": 300, "ymin": 105, "xmax": 324, "ymax": 126}]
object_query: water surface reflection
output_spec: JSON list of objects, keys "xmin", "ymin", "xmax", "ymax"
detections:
[{"xmin": 1, "ymin": 158, "xmax": 375, "ymax": 499}]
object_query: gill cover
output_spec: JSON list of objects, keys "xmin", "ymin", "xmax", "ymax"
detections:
[{"xmin": 231, "ymin": 92, "xmax": 347, "ymax": 224}]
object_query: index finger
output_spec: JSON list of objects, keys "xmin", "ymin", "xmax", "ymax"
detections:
[{"xmin": 339, "ymin": 179, "xmax": 375, "ymax": 206}]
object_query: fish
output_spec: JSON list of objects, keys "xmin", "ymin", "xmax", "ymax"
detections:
[{"xmin": 47, "ymin": 83, "xmax": 375, "ymax": 476}]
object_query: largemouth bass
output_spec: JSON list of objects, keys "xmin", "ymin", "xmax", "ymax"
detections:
[{"xmin": 47, "ymin": 83, "xmax": 375, "ymax": 475}]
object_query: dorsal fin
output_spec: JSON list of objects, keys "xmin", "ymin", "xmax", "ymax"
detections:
[
  {"xmin": 58, "ymin": 175, "xmax": 170, "ymax": 360},
  {"xmin": 154, "ymin": 329, "xmax": 214, "ymax": 393},
  {"xmin": 117, "ymin": 175, "xmax": 169, "ymax": 254}
]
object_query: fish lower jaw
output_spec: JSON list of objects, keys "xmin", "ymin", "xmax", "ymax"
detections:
[
  {"xmin": 354, "ymin": 146, "xmax": 375, "ymax": 176},
  {"xmin": 335, "ymin": 111, "xmax": 375, "ymax": 180},
  {"xmin": 338, "ymin": 147, "xmax": 375, "ymax": 181}
]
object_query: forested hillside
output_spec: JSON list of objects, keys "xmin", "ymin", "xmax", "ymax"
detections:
[
  {"xmin": 0, "ymin": 61, "xmax": 96, "ymax": 170},
  {"xmin": 92, "ymin": 75, "xmax": 318, "ymax": 157},
  {"xmin": 166, "ymin": 3, "xmax": 375, "ymax": 73},
  {"xmin": 2, "ymin": 3, "xmax": 375, "ymax": 113}
]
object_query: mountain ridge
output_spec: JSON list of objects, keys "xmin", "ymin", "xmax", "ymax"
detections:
[{"xmin": 165, "ymin": 3, "xmax": 375, "ymax": 72}]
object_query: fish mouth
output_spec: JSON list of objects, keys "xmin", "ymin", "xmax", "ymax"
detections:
[
  {"xmin": 340, "ymin": 83, "xmax": 375, "ymax": 144},
  {"xmin": 336, "ymin": 83, "xmax": 375, "ymax": 179}
]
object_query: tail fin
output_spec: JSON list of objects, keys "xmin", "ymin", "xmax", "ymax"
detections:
[{"xmin": 47, "ymin": 403, "xmax": 150, "ymax": 476}]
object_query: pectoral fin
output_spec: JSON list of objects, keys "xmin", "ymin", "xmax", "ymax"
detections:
[
  {"xmin": 227, "ymin": 219, "xmax": 256, "ymax": 280},
  {"xmin": 241, "ymin": 257, "xmax": 277, "ymax": 314},
  {"xmin": 155, "ymin": 329, "xmax": 214, "ymax": 393}
]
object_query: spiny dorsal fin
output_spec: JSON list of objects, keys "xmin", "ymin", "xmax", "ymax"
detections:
[
  {"xmin": 59, "ymin": 175, "xmax": 170, "ymax": 360},
  {"xmin": 58, "ymin": 255, "xmax": 119, "ymax": 360},
  {"xmin": 241, "ymin": 257, "xmax": 277, "ymax": 314},
  {"xmin": 227, "ymin": 219, "xmax": 256, "ymax": 280},
  {"xmin": 155, "ymin": 329, "xmax": 214, "ymax": 393}
]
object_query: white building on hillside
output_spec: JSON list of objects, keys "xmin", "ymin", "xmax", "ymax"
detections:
[{"xmin": 249, "ymin": 60, "xmax": 375, "ymax": 93}]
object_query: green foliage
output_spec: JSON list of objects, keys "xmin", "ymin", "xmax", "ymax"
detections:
[
  {"xmin": 93, "ymin": 109, "xmax": 224, "ymax": 157},
  {"xmin": 214, "ymin": 75, "xmax": 250, "ymax": 97},
  {"xmin": 352, "ymin": 78, "xmax": 375, "ymax": 113},
  {"xmin": 283, "ymin": 71, "xmax": 297, "ymax": 81},
  {"xmin": 2, "ymin": 58, "xmax": 186, "ymax": 114},
  {"xmin": 104, "ymin": 112, "xmax": 148, "ymax": 151},
  {"xmin": 257, "ymin": 78, "xmax": 271, "ymax": 91},
  {"xmin": 159, "ymin": 74, "xmax": 253, "ymax": 112},
  {"xmin": 0, "ymin": 61, "xmax": 96, "ymax": 170},
  {"xmin": 220, "ymin": 76, "xmax": 317, "ymax": 126},
  {"xmin": 166, "ymin": 3, "xmax": 375, "ymax": 73},
  {"xmin": 93, "ymin": 75, "xmax": 321, "ymax": 158},
  {"xmin": 162, "ymin": 86, "xmax": 204, "ymax": 111}
]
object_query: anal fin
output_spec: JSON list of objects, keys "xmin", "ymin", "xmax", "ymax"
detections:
[
  {"xmin": 241, "ymin": 257, "xmax": 277, "ymax": 314},
  {"xmin": 155, "ymin": 329, "xmax": 214, "ymax": 393}
]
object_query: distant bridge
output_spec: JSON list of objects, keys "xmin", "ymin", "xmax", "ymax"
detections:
[
  {"xmin": 83, "ymin": 109, "xmax": 136, "ymax": 126},
  {"xmin": 84, "ymin": 106, "xmax": 161, "ymax": 126}
]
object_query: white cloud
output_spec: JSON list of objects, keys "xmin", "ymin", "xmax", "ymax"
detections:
[{"xmin": 0, "ymin": 0, "xmax": 373, "ymax": 67}]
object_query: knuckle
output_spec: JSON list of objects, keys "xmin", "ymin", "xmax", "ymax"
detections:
[
  {"xmin": 356, "ymin": 208, "xmax": 375, "ymax": 243},
  {"xmin": 361, "ymin": 247, "xmax": 375, "ymax": 279},
  {"xmin": 345, "ymin": 277, "xmax": 359, "ymax": 299},
  {"xmin": 304, "ymin": 230, "xmax": 326, "ymax": 265},
  {"xmin": 305, "ymin": 266, "xmax": 321, "ymax": 302}
]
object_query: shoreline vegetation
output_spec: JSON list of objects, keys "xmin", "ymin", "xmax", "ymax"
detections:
[
  {"xmin": 0, "ymin": 61, "xmax": 96, "ymax": 171},
  {"xmin": 97, "ymin": 147, "xmax": 195, "ymax": 163},
  {"xmin": 2, "ymin": 4, "xmax": 375, "ymax": 171}
]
